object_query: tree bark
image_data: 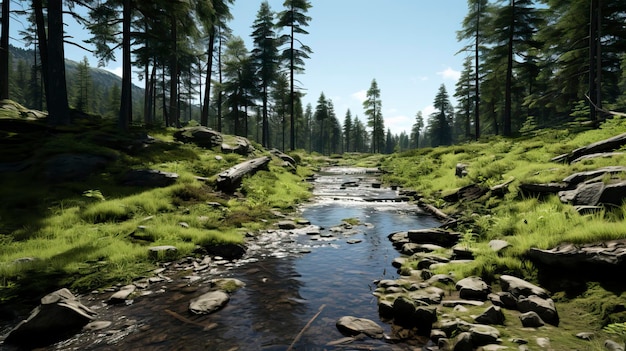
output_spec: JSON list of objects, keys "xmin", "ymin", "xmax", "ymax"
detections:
[
  {"xmin": 215, "ymin": 156, "xmax": 271, "ymax": 192},
  {"xmin": 33, "ymin": 0, "xmax": 49, "ymax": 107},
  {"xmin": 119, "ymin": 0, "xmax": 132, "ymax": 130},
  {"xmin": 168, "ymin": 15, "xmax": 179, "ymax": 128},
  {"xmin": 0, "ymin": 0, "xmax": 10, "ymax": 100},
  {"xmin": 201, "ymin": 31, "xmax": 215, "ymax": 127},
  {"xmin": 46, "ymin": 0, "xmax": 70, "ymax": 126}
]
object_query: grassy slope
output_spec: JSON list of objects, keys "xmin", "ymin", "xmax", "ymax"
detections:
[
  {"xmin": 381, "ymin": 117, "xmax": 626, "ymax": 347},
  {"xmin": 0, "ymin": 116, "xmax": 313, "ymax": 303}
]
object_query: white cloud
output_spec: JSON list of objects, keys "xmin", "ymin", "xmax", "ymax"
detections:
[
  {"xmin": 105, "ymin": 66, "xmax": 123, "ymax": 78},
  {"xmin": 351, "ymin": 90, "xmax": 367, "ymax": 103},
  {"xmin": 385, "ymin": 114, "xmax": 412, "ymax": 135},
  {"xmin": 422, "ymin": 105, "xmax": 436, "ymax": 117},
  {"xmin": 437, "ymin": 67, "xmax": 461, "ymax": 81}
]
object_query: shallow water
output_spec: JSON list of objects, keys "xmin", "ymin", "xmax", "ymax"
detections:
[{"xmin": 7, "ymin": 167, "xmax": 440, "ymax": 351}]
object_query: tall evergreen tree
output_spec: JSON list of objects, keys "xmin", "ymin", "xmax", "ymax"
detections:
[
  {"xmin": 428, "ymin": 84, "xmax": 454, "ymax": 147},
  {"xmin": 277, "ymin": 0, "xmax": 312, "ymax": 150},
  {"xmin": 313, "ymin": 92, "xmax": 328, "ymax": 154},
  {"xmin": 457, "ymin": 0, "xmax": 488, "ymax": 140},
  {"xmin": 454, "ymin": 56, "xmax": 476, "ymax": 140},
  {"xmin": 343, "ymin": 109, "xmax": 353, "ymax": 152},
  {"xmin": 363, "ymin": 79, "xmax": 385, "ymax": 153},
  {"xmin": 251, "ymin": 1, "xmax": 279, "ymax": 148},
  {"xmin": 46, "ymin": 0, "xmax": 70, "ymax": 126},
  {"xmin": 411, "ymin": 111, "xmax": 424, "ymax": 148}
]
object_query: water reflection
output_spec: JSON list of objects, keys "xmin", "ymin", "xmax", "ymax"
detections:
[{"xmin": 23, "ymin": 167, "xmax": 440, "ymax": 351}]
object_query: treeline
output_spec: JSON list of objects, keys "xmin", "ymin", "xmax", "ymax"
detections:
[{"xmin": 1, "ymin": 1, "xmax": 625, "ymax": 154}]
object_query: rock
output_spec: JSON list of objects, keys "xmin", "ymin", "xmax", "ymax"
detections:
[
  {"xmin": 517, "ymin": 295, "xmax": 559, "ymax": 326},
  {"xmin": 452, "ymin": 332, "xmax": 474, "ymax": 351},
  {"xmin": 378, "ymin": 300, "xmax": 394, "ymax": 319},
  {"xmin": 428, "ymin": 274, "xmax": 456, "ymax": 285},
  {"xmin": 43, "ymin": 153, "xmax": 109, "ymax": 182},
  {"xmin": 5, "ymin": 288, "xmax": 96, "ymax": 348},
  {"xmin": 336, "ymin": 316, "xmax": 384, "ymax": 339},
  {"xmin": 475, "ymin": 306, "xmax": 505, "ymax": 325},
  {"xmin": 536, "ymin": 337, "xmax": 550, "ymax": 348},
  {"xmin": 576, "ymin": 332, "xmax": 595, "ymax": 340},
  {"xmin": 455, "ymin": 276, "xmax": 491, "ymax": 301},
  {"xmin": 488, "ymin": 240, "xmax": 510, "ymax": 252},
  {"xmin": 430, "ymin": 329, "xmax": 447, "ymax": 343},
  {"xmin": 148, "ymin": 245, "xmax": 178, "ymax": 261},
  {"xmin": 488, "ymin": 292, "xmax": 518, "ymax": 309},
  {"xmin": 571, "ymin": 181, "xmax": 605, "ymax": 206},
  {"xmin": 500, "ymin": 275, "xmax": 549, "ymax": 299},
  {"xmin": 210, "ymin": 278, "xmax": 246, "ymax": 293},
  {"xmin": 456, "ymin": 163, "xmax": 469, "ymax": 178},
  {"xmin": 407, "ymin": 228, "xmax": 461, "ymax": 247},
  {"xmin": 83, "ymin": 320, "xmax": 112, "ymax": 331},
  {"xmin": 441, "ymin": 300, "xmax": 485, "ymax": 307},
  {"xmin": 270, "ymin": 148, "xmax": 297, "ymax": 167},
  {"xmin": 519, "ymin": 311, "xmax": 544, "ymax": 327},
  {"xmin": 392, "ymin": 296, "xmax": 437, "ymax": 329},
  {"xmin": 605, "ymin": 339, "xmax": 625, "ymax": 351},
  {"xmin": 121, "ymin": 169, "xmax": 179, "ymax": 187},
  {"xmin": 189, "ymin": 291, "xmax": 230, "ymax": 314},
  {"xmin": 108, "ymin": 285, "xmax": 136, "ymax": 303},
  {"xmin": 469, "ymin": 324, "xmax": 500, "ymax": 346},
  {"xmin": 443, "ymin": 183, "xmax": 489, "ymax": 203},
  {"xmin": 277, "ymin": 220, "xmax": 297, "ymax": 230},
  {"xmin": 599, "ymin": 180, "xmax": 626, "ymax": 207},
  {"xmin": 203, "ymin": 243, "xmax": 247, "ymax": 260},
  {"xmin": 173, "ymin": 126, "xmax": 222, "ymax": 148},
  {"xmin": 571, "ymin": 152, "xmax": 625, "ymax": 163},
  {"xmin": 452, "ymin": 245, "xmax": 474, "ymax": 260},
  {"xmin": 529, "ymin": 239, "xmax": 626, "ymax": 272},
  {"xmin": 563, "ymin": 166, "xmax": 626, "ymax": 186},
  {"xmin": 555, "ymin": 132, "xmax": 626, "ymax": 164},
  {"xmin": 221, "ymin": 136, "xmax": 255, "ymax": 156}
]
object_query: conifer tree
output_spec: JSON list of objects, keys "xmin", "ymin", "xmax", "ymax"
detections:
[
  {"xmin": 343, "ymin": 109, "xmax": 353, "ymax": 152},
  {"xmin": 277, "ymin": 0, "xmax": 312, "ymax": 150},
  {"xmin": 251, "ymin": 1, "xmax": 279, "ymax": 148},
  {"xmin": 363, "ymin": 79, "xmax": 385, "ymax": 153}
]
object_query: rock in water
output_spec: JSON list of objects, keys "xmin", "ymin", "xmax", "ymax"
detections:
[
  {"xmin": 336, "ymin": 316, "xmax": 384, "ymax": 339},
  {"xmin": 189, "ymin": 291, "xmax": 230, "ymax": 314},
  {"xmin": 5, "ymin": 288, "xmax": 96, "ymax": 349}
]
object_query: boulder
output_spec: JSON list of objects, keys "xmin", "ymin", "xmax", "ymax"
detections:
[
  {"xmin": 407, "ymin": 228, "xmax": 461, "ymax": 247},
  {"xmin": 499, "ymin": 275, "xmax": 549, "ymax": 299},
  {"xmin": 189, "ymin": 291, "xmax": 230, "ymax": 315},
  {"xmin": 148, "ymin": 245, "xmax": 178, "ymax": 261},
  {"xmin": 469, "ymin": 324, "xmax": 500, "ymax": 346},
  {"xmin": 173, "ymin": 126, "xmax": 222, "ymax": 148},
  {"xmin": 121, "ymin": 169, "xmax": 178, "ymax": 187},
  {"xmin": 5, "ymin": 288, "xmax": 96, "ymax": 348},
  {"xmin": 456, "ymin": 276, "xmax": 491, "ymax": 301},
  {"xmin": 277, "ymin": 220, "xmax": 297, "ymax": 230},
  {"xmin": 517, "ymin": 295, "xmax": 559, "ymax": 326},
  {"xmin": 474, "ymin": 306, "xmax": 505, "ymax": 325},
  {"xmin": 456, "ymin": 163, "xmax": 469, "ymax": 178},
  {"xmin": 519, "ymin": 311, "xmax": 544, "ymax": 327},
  {"xmin": 563, "ymin": 166, "xmax": 626, "ymax": 186},
  {"xmin": 488, "ymin": 292, "xmax": 518, "ymax": 310},
  {"xmin": 203, "ymin": 243, "xmax": 247, "ymax": 260},
  {"xmin": 453, "ymin": 332, "xmax": 474, "ymax": 351},
  {"xmin": 391, "ymin": 296, "xmax": 437, "ymax": 329},
  {"xmin": 605, "ymin": 339, "xmax": 626, "ymax": 351},
  {"xmin": 336, "ymin": 316, "xmax": 384, "ymax": 339},
  {"xmin": 221, "ymin": 136, "xmax": 255, "ymax": 156},
  {"xmin": 599, "ymin": 180, "xmax": 626, "ymax": 207},
  {"xmin": 528, "ymin": 240, "xmax": 626, "ymax": 271},
  {"xmin": 488, "ymin": 240, "xmax": 510, "ymax": 252}
]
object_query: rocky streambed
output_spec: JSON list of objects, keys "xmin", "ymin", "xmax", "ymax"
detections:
[{"xmin": 2, "ymin": 165, "xmax": 624, "ymax": 351}]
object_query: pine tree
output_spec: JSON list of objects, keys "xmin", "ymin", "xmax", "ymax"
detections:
[
  {"xmin": 0, "ymin": 0, "xmax": 9, "ymax": 100},
  {"xmin": 73, "ymin": 56, "xmax": 93, "ymax": 113},
  {"xmin": 428, "ymin": 84, "xmax": 454, "ymax": 147},
  {"xmin": 277, "ymin": 0, "xmax": 312, "ymax": 150},
  {"xmin": 411, "ymin": 111, "xmax": 424, "ymax": 148},
  {"xmin": 454, "ymin": 56, "xmax": 476, "ymax": 140},
  {"xmin": 251, "ymin": 1, "xmax": 280, "ymax": 148},
  {"xmin": 313, "ymin": 92, "xmax": 328, "ymax": 154},
  {"xmin": 343, "ymin": 109, "xmax": 353, "ymax": 152},
  {"xmin": 363, "ymin": 79, "xmax": 385, "ymax": 153}
]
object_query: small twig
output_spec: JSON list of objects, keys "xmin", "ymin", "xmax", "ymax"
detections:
[
  {"xmin": 164, "ymin": 309, "xmax": 216, "ymax": 331},
  {"xmin": 286, "ymin": 304, "xmax": 326, "ymax": 351}
]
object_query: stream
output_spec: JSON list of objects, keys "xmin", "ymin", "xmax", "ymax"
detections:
[{"xmin": 11, "ymin": 167, "xmax": 440, "ymax": 351}]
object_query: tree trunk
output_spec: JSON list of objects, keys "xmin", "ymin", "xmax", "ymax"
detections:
[
  {"xmin": 119, "ymin": 0, "xmax": 132, "ymax": 130},
  {"xmin": 168, "ymin": 15, "xmax": 179, "ymax": 128},
  {"xmin": 0, "ymin": 0, "xmax": 10, "ymax": 100},
  {"xmin": 474, "ymin": 0, "xmax": 481, "ymax": 140},
  {"xmin": 215, "ymin": 156, "xmax": 271, "ymax": 192},
  {"xmin": 503, "ymin": 0, "xmax": 514, "ymax": 137},
  {"xmin": 217, "ymin": 29, "xmax": 223, "ymax": 132},
  {"xmin": 33, "ymin": 0, "xmax": 49, "ymax": 107},
  {"xmin": 201, "ymin": 31, "xmax": 215, "ymax": 127},
  {"xmin": 46, "ymin": 0, "xmax": 70, "ymax": 126},
  {"xmin": 289, "ymin": 4, "xmax": 295, "ymax": 151}
]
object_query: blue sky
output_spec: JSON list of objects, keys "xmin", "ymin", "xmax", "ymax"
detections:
[
  {"xmin": 9, "ymin": 1, "xmax": 469, "ymax": 135},
  {"xmin": 229, "ymin": 1, "xmax": 469, "ymax": 135}
]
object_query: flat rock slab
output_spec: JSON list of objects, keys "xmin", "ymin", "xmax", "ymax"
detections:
[
  {"xmin": 336, "ymin": 316, "xmax": 384, "ymax": 339},
  {"xmin": 407, "ymin": 228, "xmax": 461, "ymax": 247},
  {"xmin": 500, "ymin": 275, "xmax": 549, "ymax": 299},
  {"xmin": 189, "ymin": 291, "xmax": 230, "ymax": 315}
]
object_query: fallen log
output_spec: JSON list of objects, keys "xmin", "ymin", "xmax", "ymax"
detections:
[
  {"xmin": 418, "ymin": 199, "xmax": 451, "ymax": 221},
  {"xmin": 215, "ymin": 156, "xmax": 271, "ymax": 192}
]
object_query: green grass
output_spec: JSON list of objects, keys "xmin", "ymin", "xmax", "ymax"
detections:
[{"xmin": 0, "ymin": 117, "xmax": 315, "ymax": 302}]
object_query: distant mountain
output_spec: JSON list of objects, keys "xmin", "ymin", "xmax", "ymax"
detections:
[{"xmin": 9, "ymin": 44, "xmax": 144, "ymax": 97}]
